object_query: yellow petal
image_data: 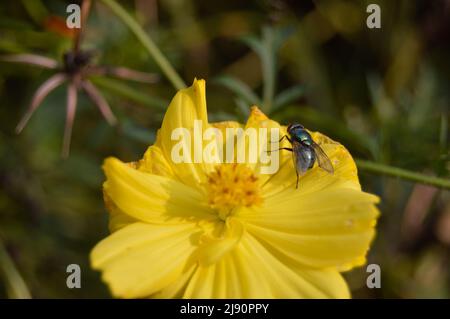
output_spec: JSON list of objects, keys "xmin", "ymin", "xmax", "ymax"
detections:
[
  {"xmin": 238, "ymin": 106, "xmax": 288, "ymax": 183},
  {"xmin": 211, "ymin": 121, "xmax": 243, "ymax": 135},
  {"xmin": 194, "ymin": 218, "xmax": 244, "ymax": 266},
  {"xmin": 156, "ymin": 79, "xmax": 214, "ymax": 187},
  {"xmin": 152, "ymin": 263, "xmax": 197, "ymax": 298},
  {"xmin": 182, "ymin": 244, "xmax": 272, "ymax": 298},
  {"xmin": 138, "ymin": 145, "xmax": 176, "ymax": 178},
  {"xmin": 240, "ymin": 185, "xmax": 380, "ymax": 271},
  {"xmin": 183, "ymin": 232, "xmax": 350, "ymax": 298},
  {"xmin": 245, "ymin": 106, "xmax": 269, "ymax": 126},
  {"xmin": 103, "ymin": 190, "xmax": 137, "ymax": 232},
  {"xmin": 239, "ymin": 233, "xmax": 350, "ymax": 298},
  {"xmin": 103, "ymin": 150, "xmax": 176, "ymax": 231},
  {"xmin": 103, "ymin": 157, "xmax": 213, "ymax": 224},
  {"xmin": 310, "ymin": 130, "xmax": 359, "ymax": 184},
  {"xmin": 90, "ymin": 222, "xmax": 198, "ymax": 298}
]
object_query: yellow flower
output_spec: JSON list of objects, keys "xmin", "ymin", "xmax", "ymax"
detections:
[{"xmin": 90, "ymin": 79, "xmax": 380, "ymax": 298}]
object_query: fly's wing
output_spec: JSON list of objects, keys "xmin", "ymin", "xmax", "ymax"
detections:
[
  {"xmin": 292, "ymin": 141, "xmax": 309, "ymax": 175},
  {"xmin": 311, "ymin": 141, "xmax": 334, "ymax": 174}
]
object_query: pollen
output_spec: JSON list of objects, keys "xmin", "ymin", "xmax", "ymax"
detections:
[{"xmin": 206, "ymin": 164, "xmax": 262, "ymax": 219}]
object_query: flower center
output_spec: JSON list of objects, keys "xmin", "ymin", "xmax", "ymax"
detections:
[{"xmin": 206, "ymin": 164, "xmax": 262, "ymax": 220}]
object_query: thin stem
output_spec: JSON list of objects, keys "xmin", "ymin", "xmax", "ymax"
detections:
[
  {"xmin": 99, "ymin": 0, "xmax": 186, "ymax": 90},
  {"xmin": 74, "ymin": 0, "xmax": 92, "ymax": 53},
  {"xmin": 0, "ymin": 240, "xmax": 31, "ymax": 299},
  {"xmin": 356, "ymin": 159, "xmax": 450, "ymax": 189},
  {"xmin": 91, "ymin": 76, "xmax": 167, "ymax": 110}
]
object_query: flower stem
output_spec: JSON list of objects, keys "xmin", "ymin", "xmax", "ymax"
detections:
[
  {"xmin": 99, "ymin": 0, "xmax": 186, "ymax": 90},
  {"xmin": 356, "ymin": 159, "xmax": 450, "ymax": 189}
]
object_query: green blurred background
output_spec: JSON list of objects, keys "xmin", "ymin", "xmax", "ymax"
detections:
[{"xmin": 0, "ymin": 0, "xmax": 449, "ymax": 298}]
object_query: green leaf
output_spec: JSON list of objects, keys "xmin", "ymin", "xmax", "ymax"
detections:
[
  {"xmin": 239, "ymin": 35, "xmax": 265, "ymax": 57},
  {"xmin": 240, "ymin": 28, "xmax": 280, "ymax": 113},
  {"xmin": 260, "ymin": 27, "xmax": 276, "ymax": 113},
  {"xmin": 237, "ymin": 27, "xmax": 295, "ymax": 113},
  {"xmin": 272, "ymin": 84, "xmax": 305, "ymax": 111}
]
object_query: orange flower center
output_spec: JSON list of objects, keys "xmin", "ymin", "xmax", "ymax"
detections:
[{"xmin": 206, "ymin": 164, "xmax": 262, "ymax": 220}]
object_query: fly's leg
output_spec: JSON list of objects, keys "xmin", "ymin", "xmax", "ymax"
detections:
[
  {"xmin": 296, "ymin": 172, "xmax": 299, "ymax": 189},
  {"xmin": 266, "ymin": 147, "xmax": 293, "ymax": 154},
  {"xmin": 271, "ymin": 135, "xmax": 292, "ymax": 143}
]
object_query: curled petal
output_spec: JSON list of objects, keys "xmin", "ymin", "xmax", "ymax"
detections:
[
  {"xmin": 156, "ymin": 78, "xmax": 212, "ymax": 187},
  {"xmin": 194, "ymin": 218, "xmax": 244, "ymax": 267}
]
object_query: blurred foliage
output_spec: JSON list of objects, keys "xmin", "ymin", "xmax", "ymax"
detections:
[{"xmin": 0, "ymin": 0, "xmax": 449, "ymax": 298}]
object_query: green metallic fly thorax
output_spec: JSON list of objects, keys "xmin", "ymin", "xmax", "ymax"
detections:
[{"xmin": 293, "ymin": 130, "xmax": 313, "ymax": 146}]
